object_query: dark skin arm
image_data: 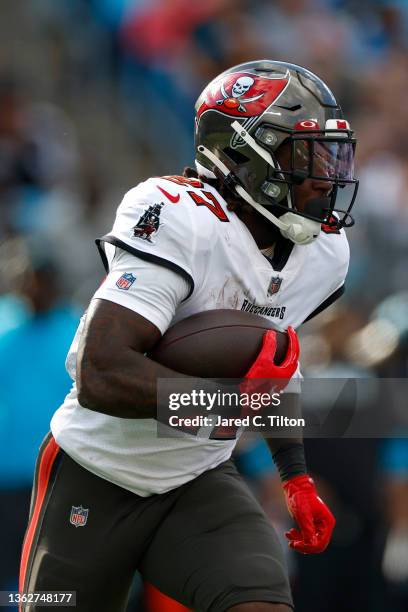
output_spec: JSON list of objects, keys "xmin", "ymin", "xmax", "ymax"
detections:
[{"xmin": 77, "ymin": 298, "xmax": 193, "ymax": 418}]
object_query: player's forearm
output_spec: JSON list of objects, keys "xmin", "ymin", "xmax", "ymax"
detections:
[
  {"xmin": 266, "ymin": 393, "xmax": 307, "ymax": 481},
  {"xmin": 268, "ymin": 440, "xmax": 307, "ymax": 481},
  {"xmin": 77, "ymin": 349, "xmax": 196, "ymax": 418}
]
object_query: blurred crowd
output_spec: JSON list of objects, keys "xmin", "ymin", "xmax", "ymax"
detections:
[{"xmin": 0, "ymin": 0, "xmax": 407, "ymax": 610}]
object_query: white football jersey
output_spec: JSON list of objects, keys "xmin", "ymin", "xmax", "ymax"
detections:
[{"xmin": 51, "ymin": 175, "xmax": 349, "ymax": 496}]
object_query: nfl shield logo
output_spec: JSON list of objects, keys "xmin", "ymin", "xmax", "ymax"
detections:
[
  {"xmin": 70, "ymin": 505, "xmax": 89, "ymax": 527},
  {"xmin": 268, "ymin": 276, "xmax": 282, "ymax": 296},
  {"xmin": 116, "ymin": 272, "xmax": 136, "ymax": 290}
]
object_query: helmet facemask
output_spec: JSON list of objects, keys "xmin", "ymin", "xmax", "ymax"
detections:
[{"xmin": 255, "ymin": 123, "xmax": 358, "ymax": 232}]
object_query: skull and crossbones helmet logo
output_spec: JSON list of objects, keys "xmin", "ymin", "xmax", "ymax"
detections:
[
  {"xmin": 231, "ymin": 76, "xmax": 254, "ymax": 97},
  {"xmin": 217, "ymin": 76, "xmax": 264, "ymax": 112}
]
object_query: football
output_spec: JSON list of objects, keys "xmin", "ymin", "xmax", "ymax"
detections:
[{"xmin": 149, "ymin": 309, "xmax": 288, "ymax": 378}]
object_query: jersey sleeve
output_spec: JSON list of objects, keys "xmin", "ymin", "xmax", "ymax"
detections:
[
  {"xmin": 301, "ymin": 228, "xmax": 350, "ymax": 324},
  {"xmin": 303, "ymin": 284, "xmax": 345, "ymax": 323},
  {"xmin": 93, "ymin": 247, "xmax": 190, "ymax": 334},
  {"xmin": 96, "ymin": 179, "xmax": 198, "ymax": 300}
]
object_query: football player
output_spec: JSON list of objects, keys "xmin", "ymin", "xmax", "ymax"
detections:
[{"xmin": 19, "ymin": 61, "xmax": 358, "ymax": 611}]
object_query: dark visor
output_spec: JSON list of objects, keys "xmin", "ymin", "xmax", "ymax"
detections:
[{"xmin": 293, "ymin": 139, "xmax": 355, "ymax": 182}]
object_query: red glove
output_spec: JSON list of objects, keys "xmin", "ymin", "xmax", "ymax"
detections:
[
  {"xmin": 283, "ymin": 474, "xmax": 335, "ymax": 554},
  {"xmin": 241, "ymin": 326, "xmax": 300, "ymax": 394},
  {"xmin": 210, "ymin": 327, "xmax": 299, "ymax": 440}
]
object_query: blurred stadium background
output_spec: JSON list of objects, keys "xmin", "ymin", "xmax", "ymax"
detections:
[{"xmin": 0, "ymin": 0, "xmax": 407, "ymax": 610}]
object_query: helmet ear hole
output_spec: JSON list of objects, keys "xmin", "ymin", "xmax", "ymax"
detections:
[{"xmin": 222, "ymin": 146, "xmax": 250, "ymax": 165}]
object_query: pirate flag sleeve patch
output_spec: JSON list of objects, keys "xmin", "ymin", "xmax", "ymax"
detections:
[{"xmin": 96, "ymin": 180, "xmax": 197, "ymax": 298}]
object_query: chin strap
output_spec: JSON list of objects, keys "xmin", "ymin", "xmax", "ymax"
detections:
[{"xmin": 197, "ymin": 122, "xmax": 322, "ymax": 246}]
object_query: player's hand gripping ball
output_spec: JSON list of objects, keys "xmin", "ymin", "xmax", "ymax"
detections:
[{"xmin": 240, "ymin": 326, "xmax": 299, "ymax": 395}]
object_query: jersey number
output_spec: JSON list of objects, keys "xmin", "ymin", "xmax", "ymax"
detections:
[
  {"xmin": 187, "ymin": 190, "xmax": 229, "ymax": 222},
  {"xmin": 161, "ymin": 175, "xmax": 229, "ymax": 222},
  {"xmin": 162, "ymin": 175, "xmax": 204, "ymax": 189}
]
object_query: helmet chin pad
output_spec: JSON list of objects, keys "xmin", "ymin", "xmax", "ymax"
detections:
[
  {"xmin": 279, "ymin": 212, "xmax": 321, "ymax": 245},
  {"xmin": 274, "ymin": 197, "xmax": 328, "ymax": 245}
]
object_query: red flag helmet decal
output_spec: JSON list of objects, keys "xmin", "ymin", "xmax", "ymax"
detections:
[{"xmin": 197, "ymin": 71, "xmax": 289, "ymax": 120}]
